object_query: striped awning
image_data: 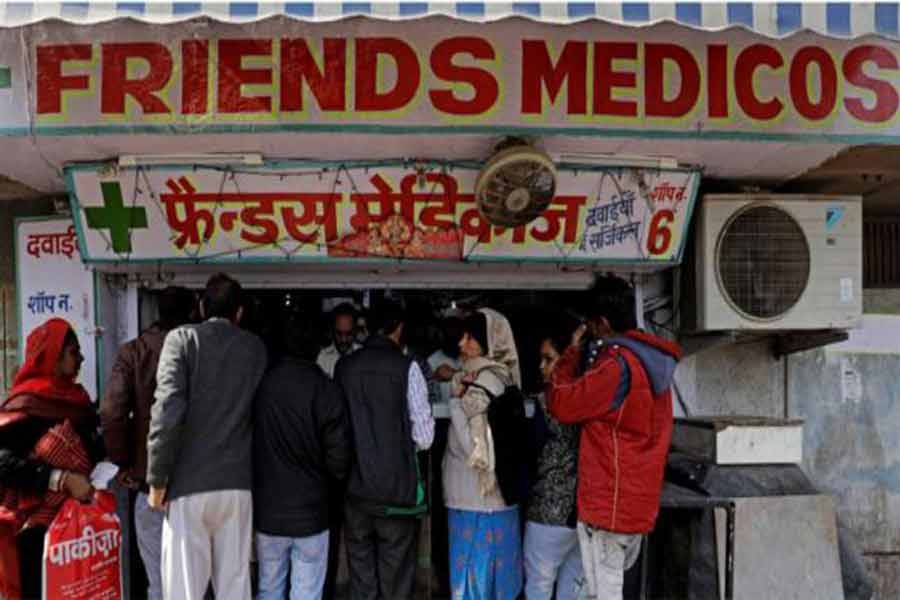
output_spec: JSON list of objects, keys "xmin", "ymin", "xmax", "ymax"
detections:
[{"xmin": 0, "ymin": 2, "xmax": 898, "ymax": 40}]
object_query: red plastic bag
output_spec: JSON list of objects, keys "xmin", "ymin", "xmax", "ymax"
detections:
[
  {"xmin": 42, "ymin": 491, "xmax": 122, "ymax": 600},
  {"xmin": 0, "ymin": 509, "xmax": 22, "ymax": 600}
]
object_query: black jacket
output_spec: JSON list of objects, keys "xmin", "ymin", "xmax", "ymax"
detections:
[
  {"xmin": 335, "ymin": 336, "xmax": 418, "ymax": 515},
  {"xmin": 253, "ymin": 358, "xmax": 352, "ymax": 538}
]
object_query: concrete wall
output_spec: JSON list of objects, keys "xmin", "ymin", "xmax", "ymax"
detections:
[
  {"xmin": 788, "ymin": 313, "xmax": 900, "ymax": 599},
  {"xmin": 0, "ymin": 198, "xmax": 54, "ymax": 393},
  {"xmin": 675, "ymin": 293, "xmax": 900, "ymax": 597}
]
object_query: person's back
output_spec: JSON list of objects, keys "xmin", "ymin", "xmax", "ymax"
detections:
[
  {"xmin": 254, "ymin": 358, "xmax": 351, "ymax": 535},
  {"xmin": 156, "ymin": 318, "xmax": 266, "ymax": 500},
  {"xmin": 334, "ymin": 301, "xmax": 434, "ymax": 600},
  {"xmin": 253, "ymin": 312, "xmax": 352, "ymax": 600},
  {"xmin": 337, "ymin": 336, "xmax": 418, "ymax": 511},
  {"xmin": 101, "ymin": 326, "xmax": 165, "ymax": 484},
  {"xmin": 546, "ymin": 276, "xmax": 681, "ymax": 600},
  {"xmin": 100, "ymin": 286, "xmax": 194, "ymax": 600},
  {"xmin": 147, "ymin": 273, "xmax": 267, "ymax": 600}
]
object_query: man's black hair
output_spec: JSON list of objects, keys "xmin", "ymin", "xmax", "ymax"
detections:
[
  {"xmin": 331, "ymin": 302, "xmax": 358, "ymax": 323},
  {"xmin": 202, "ymin": 273, "xmax": 243, "ymax": 320},
  {"xmin": 440, "ymin": 316, "xmax": 464, "ymax": 357},
  {"xmin": 372, "ymin": 299, "xmax": 405, "ymax": 336},
  {"xmin": 538, "ymin": 323, "xmax": 572, "ymax": 355},
  {"xmin": 158, "ymin": 286, "xmax": 195, "ymax": 330},
  {"xmin": 585, "ymin": 275, "xmax": 637, "ymax": 333},
  {"xmin": 281, "ymin": 312, "xmax": 320, "ymax": 362}
]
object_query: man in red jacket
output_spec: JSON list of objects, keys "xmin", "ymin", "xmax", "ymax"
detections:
[{"xmin": 546, "ymin": 276, "xmax": 681, "ymax": 599}]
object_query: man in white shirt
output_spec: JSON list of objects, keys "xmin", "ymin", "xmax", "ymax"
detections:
[
  {"xmin": 317, "ymin": 302, "xmax": 363, "ymax": 599},
  {"xmin": 317, "ymin": 303, "xmax": 361, "ymax": 378},
  {"xmin": 427, "ymin": 317, "xmax": 464, "ymax": 405}
]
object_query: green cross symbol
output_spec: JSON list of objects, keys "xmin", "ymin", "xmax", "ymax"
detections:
[{"xmin": 84, "ymin": 181, "xmax": 148, "ymax": 253}]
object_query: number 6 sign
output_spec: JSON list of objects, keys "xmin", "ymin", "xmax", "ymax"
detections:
[{"xmin": 647, "ymin": 209, "xmax": 676, "ymax": 256}]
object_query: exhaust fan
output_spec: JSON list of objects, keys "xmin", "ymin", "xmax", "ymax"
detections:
[{"xmin": 475, "ymin": 142, "xmax": 557, "ymax": 227}]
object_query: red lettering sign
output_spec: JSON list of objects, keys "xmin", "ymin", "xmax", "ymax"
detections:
[
  {"xmin": 521, "ymin": 40, "xmax": 587, "ymax": 115},
  {"xmin": 355, "ymin": 38, "xmax": 420, "ymax": 111},
  {"xmin": 789, "ymin": 47, "xmax": 837, "ymax": 120},
  {"xmin": 28, "ymin": 35, "xmax": 900, "ymax": 131},
  {"xmin": 735, "ymin": 44, "xmax": 784, "ymax": 120},
  {"xmin": 430, "ymin": 37, "xmax": 499, "ymax": 115},
  {"xmin": 101, "ymin": 43, "xmax": 172, "ymax": 115},
  {"xmin": 707, "ymin": 45, "xmax": 729, "ymax": 118},
  {"xmin": 843, "ymin": 45, "xmax": 899, "ymax": 123},
  {"xmin": 645, "ymin": 44, "xmax": 701, "ymax": 118},
  {"xmin": 182, "ymin": 40, "xmax": 209, "ymax": 115},
  {"xmin": 594, "ymin": 42, "xmax": 638, "ymax": 117},
  {"xmin": 281, "ymin": 38, "xmax": 347, "ymax": 112},
  {"xmin": 36, "ymin": 44, "xmax": 92, "ymax": 114},
  {"xmin": 217, "ymin": 39, "xmax": 273, "ymax": 113}
]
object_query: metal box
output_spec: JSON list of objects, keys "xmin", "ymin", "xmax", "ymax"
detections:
[{"xmin": 671, "ymin": 417, "xmax": 804, "ymax": 465}]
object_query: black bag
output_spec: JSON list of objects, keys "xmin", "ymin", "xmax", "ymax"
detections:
[{"xmin": 469, "ymin": 381, "xmax": 531, "ymax": 507}]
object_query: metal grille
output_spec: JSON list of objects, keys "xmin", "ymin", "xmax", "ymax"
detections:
[
  {"xmin": 717, "ymin": 205, "xmax": 810, "ymax": 320},
  {"xmin": 864, "ymin": 221, "xmax": 900, "ymax": 288}
]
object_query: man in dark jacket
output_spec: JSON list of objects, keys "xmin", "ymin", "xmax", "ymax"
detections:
[
  {"xmin": 147, "ymin": 273, "xmax": 267, "ymax": 600},
  {"xmin": 335, "ymin": 300, "xmax": 434, "ymax": 600},
  {"xmin": 100, "ymin": 286, "xmax": 194, "ymax": 600},
  {"xmin": 253, "ymin": 310, "xmax": 352, "ymax": 600},
  {"xmin": 547, "ymin": 276, "xmax": 681, "ymax": 600}
]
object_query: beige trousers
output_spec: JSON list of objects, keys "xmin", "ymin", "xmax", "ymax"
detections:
[
  {"xmin": 162, "ymin": 490, "xmax": 253, "ymax": 600},
  {"xmin": 576, "ymin": 522, "xmax": 642, "ymax": 600}
]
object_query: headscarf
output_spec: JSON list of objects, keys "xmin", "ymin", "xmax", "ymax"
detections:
[
  {"xmin": 479, "ymin": 308, "xmax": 521, "ymax": 387},
  {"xmin": 0, "ymin": 320, "xmax": 94, "ymax": 593},
  {"xmin": 456, "ymin": 308, "xmax": 520, "ymax": 499},
  {"xmin": 4, "ymin": 319, "xmax": 91, "ymax": 411}
]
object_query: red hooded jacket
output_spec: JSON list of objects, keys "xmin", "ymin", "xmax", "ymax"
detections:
[{"xmin": 547, "ymin": 331, "xmax": 681, "ymax": 534}]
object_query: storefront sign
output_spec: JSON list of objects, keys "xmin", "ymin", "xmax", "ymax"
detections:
[
  {"xmin": 0, "ymin": 18, "xmax": 895, "ymax": 139},
  {"xmin": 16, "ymin": 218, "xmax": 98, "ymax": 399},
  {"xmin": 66, "ymin": 162, "xmax": 699, "ymax": 265}
]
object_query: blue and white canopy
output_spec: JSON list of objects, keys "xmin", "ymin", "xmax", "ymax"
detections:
[{"xmin": 0, "ymin": 2, "xmax": 898, "ymax": 40}]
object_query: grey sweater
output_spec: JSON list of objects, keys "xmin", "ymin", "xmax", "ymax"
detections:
[{"xmin": 147, "ymin": 318, "xmax": 267, "ymax": 501}]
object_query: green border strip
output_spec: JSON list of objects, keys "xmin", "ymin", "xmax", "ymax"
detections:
[
  {"xmin": 676, "ymin": 171, "xmax": 703, "ymax": 264},
  {"xmin": 7, "ymin": 123, "xmax": 900, "ymax": 145},
  {"xmin": 64, "ymin": 159, "xmax": 699, "ymax": 267},
  {"xmin": 13, "ymin": 215, "xmax": 101, "ymax": 397}
]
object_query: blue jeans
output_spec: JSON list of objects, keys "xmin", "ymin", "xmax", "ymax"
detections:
[
  {"xmin": 256, "ymin": 530, "xmax": 330, "ymax": 600},
  {"xmin": 523, "ymin": 521, "xmax": 584, "ymax": 600},
  {"xmin": 135, "ymin": 492, "xmax": 164, "ymax": 600}
]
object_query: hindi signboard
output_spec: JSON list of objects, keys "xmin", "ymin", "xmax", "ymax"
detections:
[
  {"xmin": 16, "ymin": 218, "xmax": 98, "ymax": 399},
  {"xmin": 66, "ymin": 161, "xmax": 699, "ymax": 266}
]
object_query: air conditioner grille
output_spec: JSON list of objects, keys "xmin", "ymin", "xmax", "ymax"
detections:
[{"xmin": 717, "ymin": 205, "xmax": 811, "ymax": 320}]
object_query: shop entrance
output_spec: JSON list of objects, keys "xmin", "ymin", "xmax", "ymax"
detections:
[
  {"xmin": 139, "ymin": 285, "xmax": 594, "ymax": 397},
  {"xmin": 135, "ymin": 280, "xmax": 598, "ymax": 598}
]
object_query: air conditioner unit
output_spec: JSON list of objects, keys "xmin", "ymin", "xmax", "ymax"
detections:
[{"xmin": 694, "ymin": 194, "xmax": 862, "ymax": 331}]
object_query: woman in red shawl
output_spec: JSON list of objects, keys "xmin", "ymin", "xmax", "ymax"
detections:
[{"xmin": 0, "ymin": 318, "xmax": 103, "ymax": 599}]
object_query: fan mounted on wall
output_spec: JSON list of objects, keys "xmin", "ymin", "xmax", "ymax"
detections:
[{"xmin": 474, "ymin": 140, "xmax": 557, "ymax": 227}]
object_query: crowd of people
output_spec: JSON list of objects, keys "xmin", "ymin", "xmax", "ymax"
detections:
[{"xmin": 0, "ymin": 271, "xmax": 681, "ymax": 600}]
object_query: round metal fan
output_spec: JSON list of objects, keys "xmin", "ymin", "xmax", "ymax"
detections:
[
  {"xmin": 474, "ymin": 145, "xmax": 557, "ymax": 227},
  {"xmin": 716, "ymin": 203, "xmax": 811, "ymax": 320}
]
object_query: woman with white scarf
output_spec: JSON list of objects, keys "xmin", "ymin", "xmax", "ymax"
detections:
[{"xmin": 442, "ymin": 308, "xmax": 523, "ymax": 600}]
